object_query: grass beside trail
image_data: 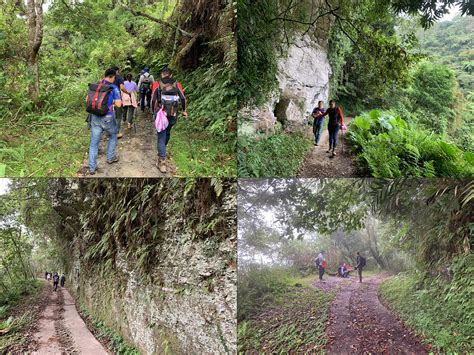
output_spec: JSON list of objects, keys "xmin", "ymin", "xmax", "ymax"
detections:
[
  {"xmin": 379, "ymin": 272, "xmax": 474, "ymax": 353},
  {"xmin": 0, "ymin": 280, "xmax": 45, "ymax": 353},
  {"xmin": 0, "ymin": 114, "xmax": 89, "ymax": 177},
  {"xmin": 237, "ymin": 274, "xmax": 335, "ymax": 354},
  {"xmin": 238, "ymin": 132, "xmax": 313, "ymax": 177},
  {"xmin": 170, "ymin": 124, "xmax": 236, "ymax": 177}
]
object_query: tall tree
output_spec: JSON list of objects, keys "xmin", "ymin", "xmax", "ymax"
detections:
[{"xmin": 26, "ymin": 0, "xmax": 44, "ymax": 103}]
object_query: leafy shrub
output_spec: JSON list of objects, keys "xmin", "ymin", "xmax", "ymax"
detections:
[
  {"xmin": 380, "ymin": 255, "xmax": 474, "ymax": 353},
  {"xmin": 348, "ymin": 110, "xmax": 474, "ymax": 177},
  {"xmin": 238, "ymin": 133, "xmax": 312, "ymax": 177}
]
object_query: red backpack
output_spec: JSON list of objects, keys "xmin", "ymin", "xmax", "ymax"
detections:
[{"xmin": 86, "ymin": 82, "xmax": 113, "ymax": 116}]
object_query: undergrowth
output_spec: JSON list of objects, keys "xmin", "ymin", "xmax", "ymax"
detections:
[
  {"xmin": 79, "ymin": 304, "xmax": 139, "ymax": 355},
  {"xmin": 347, "ymin": 110, "xmax": 474, "ymax": 177},
  {"xmin": 379, "ymin": 255, "xmax": 474, "ymax": 353},
  {"xmin": 238, "ymin": 133, "xmax": 312, "ymax": 177}
]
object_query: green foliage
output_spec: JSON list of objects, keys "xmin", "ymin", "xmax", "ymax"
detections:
[
  {"xmin": 79, "ymin": 304, "xmax": 139, "ymax": 355},
  {"xmin": 347, "ymin": 110, "xmax": 474, "ymax": 177},
  {"xmin": 238, "ymin": 265, "xmax": 335, "ymax": 353},
  {"xmin": 238, "ymin": 133, "xmax": 312, "ymax": 177},
  {"xmin": 380, "ymin": 255, "xmax": 474, "ymax": 353}
]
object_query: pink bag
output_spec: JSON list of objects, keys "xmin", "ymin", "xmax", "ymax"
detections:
[{"xmin": 155, "ymin": 108, "xmax": 169, "ymax": 133}]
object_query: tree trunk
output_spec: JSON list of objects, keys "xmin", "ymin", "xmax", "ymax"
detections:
[{"xmin": 26, "ymin": 0, "xmax": 44, "ymax": 104}]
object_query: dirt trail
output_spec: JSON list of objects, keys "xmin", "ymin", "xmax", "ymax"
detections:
[
  {"xmin": 299, "ymin": 117, "xmax": 358, "ymax": 177},
  {"xmin": 32, "ymin": 285, "xmax": 107, "ymax": 354},
  {"xmin": 314, "ymin": 274, "xmax": 427, "ymax": 355},
  {"xmin": 78, "ymin": 111, "xmax": 176, "ymax": 177}
]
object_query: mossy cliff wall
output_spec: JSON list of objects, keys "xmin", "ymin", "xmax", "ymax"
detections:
[{"xmin": 65, "ymin": 179, "xmax": 236, "ymax": 354}]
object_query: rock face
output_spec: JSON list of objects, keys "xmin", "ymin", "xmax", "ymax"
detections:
[
  {"xmin": 67, "ymin": 182, "xmax": 237, "ymax": 354},
  {"xmin": 240, "ymin": 33, "xmax": 331, "ymax": 136}
]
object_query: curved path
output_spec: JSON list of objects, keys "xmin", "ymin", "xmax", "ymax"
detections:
[
  {"xmin": 315, "ymin": 274, "xmax": 427, "ymax": 355},
  {"xmin": 299, "ymin": 118, "xmax": 358, "ymax": 177},
  {"xmin": 32, "ymin": 285, "xmax": 107, "ymax": 354},
  {"xmin": 78, "ymin": 110, "xmax": 176, "ymax": 177}
]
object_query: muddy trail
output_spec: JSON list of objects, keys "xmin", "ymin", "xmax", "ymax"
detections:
[
  {"xmin": 299, "ymin": 117, "xmax": 358, "ymax": 178},
  {"xmin": 315, "ymin": 274, "xmax": 427, "ymax": 355},
  {"xmin": 31, "ymin": 284, "xmax": 107, "ymax": 354},
  {"xmin": 78, "ymin": 110, "xmax": 176, "ymax": 177}
]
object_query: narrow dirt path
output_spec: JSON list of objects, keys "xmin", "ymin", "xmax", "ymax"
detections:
[
  {"xmin": 32, "ymin": 285, "xmax": 107, "ymax": 354},
  {"xmin": 299, "ymin": 117, "xmax": 358, "ymax": 177},
  {"xmin": 315, "ymin": 274, "xmax": 427, "ymax": 355},
  {"xmin": 78, "ymin": 111, "xmax": 176, "ymax": 177}
]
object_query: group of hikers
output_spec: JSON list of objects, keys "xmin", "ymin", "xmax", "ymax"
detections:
[
  {"xmin": 44, "ymin": 271, "xmax": 66, "ymax": 291},
  {"xmin": 311, "ymin": 100, "xmax": 347, "ymax": 157},
  {"xmin": 314, "ymin": 250, "xmax": 366, "ymax": 283},
  {"xmin": 85, "ymin": 65, "xmax": 187, "ymax": 175}
]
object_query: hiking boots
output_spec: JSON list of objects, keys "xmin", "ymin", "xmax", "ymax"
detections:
[
  {"xmin": 107, "ymin": 156, "xmax": 119, "ymax": 164},
  {"xmin": 157, "ymin": 157, "xmax": 167, "ymax": 173}
]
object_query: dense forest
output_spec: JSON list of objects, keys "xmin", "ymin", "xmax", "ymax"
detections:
[
  {"xmin": 238, "ymin": 0, "xmax": 474, "ymax": 177},
  {"xmin": 0, "ymin": 0, "xmax": 237, "ymax": 177},
  {"xmin": 237, "ymin": 179, "xmax": 473, "ymax": 353},
  {"xmin": 0, "ymin": 178, "xmax": 237, "ymax": 353}
]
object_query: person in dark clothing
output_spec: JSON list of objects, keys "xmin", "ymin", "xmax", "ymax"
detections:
[
  {"xmin": 52, "ymin": 273, "xmax": 59, "ymax": 291},
  {"xmin": 320, "ymin": 100, "xmax": 345, "ymax": 156},
  {"xmin": 315, "ymin": 250, "xmax": 326, "ymax": 281},
  {"xmin": 312, "ymin": 101, "xmax": 325, "ymax": 146},
  {"xmin": 151, "ymin": 67, "xmax": 187, "ymax": 173},
  {"xmin": 355, "ymin": 252, "xmax": 366, "ymax": 283},
  {"xmin": 60, "ymin": 273, "xmax": 66, "ymax": 287},
  {"xmin": 44, "ymin": 271, "xmax": 48, "ymax": 280}
]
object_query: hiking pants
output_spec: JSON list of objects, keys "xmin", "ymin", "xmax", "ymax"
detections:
[
  {"xmin": 318, "ymin": 266, "xmax": 325, "ymax": 281},
  {"xmin": 313, "ymin": 121, "xmax": 323, "ymax": 144},
  {"xmin": 89, "ymin": 114, "xmax": 118, "ymax": 172},
  {"xmin": 115, "ymin": 106, "xmax": 123, "ymax": 132},
  {"xmin": 141, "ymin": 89, "xmax": 151, "ymax": 111},
  {"xmin": 328, "ymin": 124, "xmax": 340, "ymax": 149},
  {"xmin": 358, "ymin": 267, "xmax": 363, "ymax": 282},
  {"xmin": 124, "ymin": 105, "xmax": 135, "ymax": 124},
  {"xmin": 156, "ymin": 116, "xmax": 177, "ymax": 158},
  {"xmin": 53, "ymin": 282, "xmax": 58, "ymax": 291}
]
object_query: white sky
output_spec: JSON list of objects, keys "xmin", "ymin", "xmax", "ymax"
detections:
[{"xmin": 440, "ymin": 5, "xmax": 460, "ymax": 21}]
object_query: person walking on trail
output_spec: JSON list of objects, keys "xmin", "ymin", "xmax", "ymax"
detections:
[
  {"xmin": 152, "ymin": 67, "xmax": 188, "ymax": 173},
  {"xmin": 111, "ymin": 66, "xmax": 131, "ymax": 139},
  {"xmin": 320, "ymin": 100, "xmax": 346, "ymax": 156},
  {"xmin": 52, "ymin": 273, "xmax": 59, "ymax": 291},
  {"xmin": 355, "ymin": 252, "xmax": 366, "ymax": 283},
  {"xmin": 46, "ymin": 272, "xmax": 51, "ymax": 282},
  {"xmin": 312, "ymin": 101, "xmax": 325, "ymax": 146},
  {"xmin": 60, "ymin": 273, "xmax": 66, "ymax": 287},
  {"xmin": 138, "ymin": 68, "xmax": 154, "ymax": 112},
  {"xmin": 123, "ymin": 74, "xmax": 138, "ymax": 130},
  {"xmin": 315, "ymin": 250, "xmax": 327, "ymax": 281},
  {"xmin": 86, "ymin": 68, "xmax": 122, "ymax": 175}
]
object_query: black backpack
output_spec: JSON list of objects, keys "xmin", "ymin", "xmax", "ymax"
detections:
[
  {"xmin": 141, "ymin": 75, "xmax": 151, "ymax": 90},
  {"xmin": 159, "ymin": 80, "xmax": 180, "ymax": 117},
  {"xmin": 360, "ymin": 256, "xmax": 366, "ymax": 267},
  {"xmin": 86, "ymin": 82, "xmax": 113, "ymax": 116}
]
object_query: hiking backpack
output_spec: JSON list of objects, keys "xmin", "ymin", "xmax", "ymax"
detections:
[
  {"xmin": 86, "ymin": 82, "xmax": 113, "ymax": 116},
  {"xmin": 159, "ymin": 80, "xmax": 180, "ymax": 117},
  {"xmin": 359, "ymin": 256, "xmax": 366, "ymax": 267},
  {"xmin": 141, "ymin": 75, "xmax": 151, "ymax": 90}
]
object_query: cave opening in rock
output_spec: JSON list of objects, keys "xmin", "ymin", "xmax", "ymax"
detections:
[{"xmin": 274, "ymin": 97, "xmax": 290, "ymax": 126}]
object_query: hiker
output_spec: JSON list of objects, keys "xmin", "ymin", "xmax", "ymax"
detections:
[
  {"xmin": 46, "ymin": 272, "xmax": 51, "ymax": 282},
  {"xmin": 44, "ymin": 271, "xmax": 48, "ymax": 280},
  {"xmin": 355, "ymin": 252, "xmax": 366, "ymax": 283},
  {"xmin": 52, "ymin": 273, "xmax": 59, "ymax": 291},
  {"xmin": 320, "ymin": 100, "xmax": 346, "ymax": 156},
  {"xmin": 86, "ymin": 68, "xmax": 122, "ymax": 175},
  {"xmin": 111, "ymin": 65, "xmax": 131, "ymax": 139},
  {"xmin": 152, "ymin": 67, "xmax": 187, "ymax": 173},
  {"xmin": 312, "ymin": 101, "xmax": 325, "ymax": 146},
  {"xmin": 138, "ymin": 68, "xmax": 154, "ymax": 112},
  {"xmin": 123, "ymin": 73, "xmax": 138, "ymax": 130},
  {"xmin": 314, "ymin": 250, "xmax": 327, "ymax": 281},
  {"xmin": 60, "ymin": 273, "xmax": 66, "ymax": 287}
]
